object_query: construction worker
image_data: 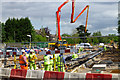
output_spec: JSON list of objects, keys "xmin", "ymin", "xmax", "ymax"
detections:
[
  {"xmin": 29, "ymin": 50, "xmax": 37, "ymax": 70},
  {"xmin": 41, "ymin": 64, "xmax": 44, "ymax": 71},
  {"xmin": 79, "ymin": 47, "xmax": 83, "ymax": 53},
  {"xmin": 44, "ymin": 54, "xmax": 50, "ymax": 71},
  {"xmin": 57, "ymin": 53, "xmax": 67, "ymax": 72},
  {"xmin": 104, "ymin": 45, "xmax": 107, "ymax": 51},
  {"xmin": 49, "ymin": 56, "xmax": 53, "ymax": 71},
  {"xmin": 39, "ymin": 62, "xmax": 44, "ymax": 71},
  {"xmin": 19, "ymin": 50, "xmax": 28, "ymax": 70},
  {"xmin": 72, "ymin": 52, "xmax": 78, "ymax": 60},
  {"xmin": 55, "ymin": 54, "xmax": 59, "ymax": 62}
]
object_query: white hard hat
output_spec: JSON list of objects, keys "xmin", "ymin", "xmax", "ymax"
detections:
[
  {"xmin": 21, "ymin": 50, "xmax": 25, "ymax": 52},
  {"xmin": 30, "ymin": 49, "xmax": 34, "ymax": 52}
]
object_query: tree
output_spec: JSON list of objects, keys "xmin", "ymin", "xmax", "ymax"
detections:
[
  {"xmin": 36, "ymin": 26, "xmax": 52, "ymax": 41},
  {"xmin": 1, "ymin": 22, "xmax": 6, "ymax": 42},
  {"xmin": 107, "ymin": 34, "xmax": 118, "ymax": 43},
  {"xmin": 76, "ymin": 25, "xmax": 91, "ymax": 43},
  {"xmin": 62, "ymin": 33, "xmax": 74, "ymax": 44},
  {"xmin": 71, "ymin": 29, "xmax": 80, "ymax": 44},
  {"xmin": 92, "ymin": 31, "xmax": 103, "ymax": 44},
  {"xmin": 34, "ymin": 34, "xmax": 46, "ymax": 42},
  {"xmin": 4, "ymin": 17, "xmax": 36, "ymax": 42},
  {"xmin": 0, "ymin": 22, "xmax": 2, "ymax": 42},
  {"xmin": 118, "ymin": 20, "xmax": 120, "ymax": 49},
  {"xmin": 71, "ymin": 33, "xmax": 80, "ymax": 44}
]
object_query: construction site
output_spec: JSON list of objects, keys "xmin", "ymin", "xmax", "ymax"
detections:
[{"xmin": 0, "ymin": 0, "xmax": 120, "ymax": 80}]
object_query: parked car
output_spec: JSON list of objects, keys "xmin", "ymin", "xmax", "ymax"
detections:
[
  {"xmin": 0, "ymin": 49, "xmax": 2, "ymax": 52},
  {"xmin": 6, "ymin": 47, "xmax": 21, "ymax": 56},
  {"xmin": 32, "ymin": 46, "xmax": 41, "ymax": 54},
  {"xmin": 20, "ymin": 47, "xmax": 27, "ymax": 50},
  {"xmin": 76, "ymin": 43, "xmax": 93, "ymax": 49}
]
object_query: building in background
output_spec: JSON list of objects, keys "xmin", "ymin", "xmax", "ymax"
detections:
[{"xmin": 35, "ymin": 27, "xmax": 56, "ymax": 41}]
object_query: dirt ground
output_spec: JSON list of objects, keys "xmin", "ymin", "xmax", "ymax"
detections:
[
  {"xmin": 74, "ymin": 48, "xmax": 120, "ymax": 73},
  {"xmin": 99, "ymin": 49, "xmax": 120, "ymax": 62},
  {"xmin": 98, "ymin": 49, "xmax": 120, "ymax": 73}
]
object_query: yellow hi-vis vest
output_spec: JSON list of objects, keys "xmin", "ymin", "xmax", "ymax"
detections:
[
  {"xmin": 29, "ymin": 53, "xmax": 37, "ymax": 63},
  {"xmin": 44, "ymin": 55, "xmax": 50, "ymax": 65},
  {"xmin": 50, "ymin": 59, "xmax": 53, "ymax": 65},
  {"xmin": 57, "ymin": 56, "xmax": 64, "ymax": 67},
  {"xmin": 72, "ymin": 53, "xmax": 78, "ymax": 59},
  {"xmin": 55, "ymin": 54, "xmax": 59, "ymax": 62}
]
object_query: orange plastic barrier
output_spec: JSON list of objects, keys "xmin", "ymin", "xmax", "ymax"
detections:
[
  {"xmin": 43, "ymin": 71, "xmax": 65, "ymax": 80},
  {"xmin": 86, "ymin": 73, "xmax": 112, "ymax": 80},
  {"xmin": 10, "ymin": 69, "xmax": 27, "ymax": 80},
  {"xmin": 6, "ymin": 52, "xmax": 10, "ymax": 55},
  {"xmin": 13, "ymin": 52, "xmax": 17, "ymax": 55},
  {"xmin": 0, "ymin": 52, "xmax": 3, "ymax": 55}
]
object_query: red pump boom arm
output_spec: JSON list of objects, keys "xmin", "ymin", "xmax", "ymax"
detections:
[{"xmin": 56, "ymin": 0, "xmax": 89, "ymax": 40}]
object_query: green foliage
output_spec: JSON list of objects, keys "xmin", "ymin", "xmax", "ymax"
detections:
[
  {"xmin": 3, "ymin": 17, "xmax": 35, "ymax": 42},
  {"xmin": 76, "ymin": 25, "xmax": 91, "ymax": 37},
  {"xmin": 61, "ymin": 25, "xmax": 118, "ymax": 45},
  {"xmin": 34, "ymin": 34, "xmax": 46, "ymax": 42},
  {"xmin": 92, "ymin": 31, "xmax": 103, "ymax": 44},
  {"xmin": 1, "ymin": 17, "xmax": 47, "ymax": 43},
  {"xmin": 71, "ymin": 33, "xmax": 80, "ymax": 44},
  {"xmin": 62, "ymin": 34, "xmax": 71, "ymax": 37},
  {"xmin": 91, "ymin": 31, "xmax": 118, "ymax": 45},
  {"xmin": 62, "ymin": 33, "xmax": 73, "ymax": 44},
  {"xmin": 76, "ymin": 25, "xmax": 91, "ymax": 43},
  {"xmin": 62, "ymin": 32, "xmax": 81, "ymax": 44},
  {"xmin": 0, "ymin": 22, "xmax": 2, "ymax": 42},
  {"xmin": 40, "ymin": 26, "xmax": 47, "ymax": 37},
  {"xmin": 1, "ymin": 23, "xmax": 6, "ymax": 42},
  {"xmin": 108, "ymin": 34, "xmax": 118, "ymax": 42}
]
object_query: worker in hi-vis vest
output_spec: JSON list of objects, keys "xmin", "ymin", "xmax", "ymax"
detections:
[
  {"xmin": 29, "ymin": 49, "xmax": 37, "ymax": 70},
  {"xmin": 104, "ymin": 45, "xmax": 107, "ymax": 51},
  {"xmin": 44, "ymin": 54, "xmax": 50, "ymax": 71},
  {"xmin": 19, "ymin": 50, "xmax": 28, "ymax": 70},
  {"xmin": 57, "ymin": 53, "xmax": 67, "ymax": 72},
  {"xmin": 72, "ymin": 52, "xmax": 78, "ymax": 60},
  {"xmin": 79, "ymin": 47, "xmax": 83, "ymax": 53},
  {"xmin": 49, "ymin": 56, "xmax": 53, "ymax": 71}
]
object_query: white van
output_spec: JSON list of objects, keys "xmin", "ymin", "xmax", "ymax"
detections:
[{"xmin": 76, "ymin": 43, "xmax": 93, "ymax": 49}]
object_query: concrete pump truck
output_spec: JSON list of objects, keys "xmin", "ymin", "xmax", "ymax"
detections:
[{"xmin": 48, "ymin": 0, "xmax": 89, "ymax": 50}]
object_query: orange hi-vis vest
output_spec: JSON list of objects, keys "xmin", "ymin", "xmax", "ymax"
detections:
[{"xmin": 19, "ymin": 55, "xmax": 26, "ymax": 66}]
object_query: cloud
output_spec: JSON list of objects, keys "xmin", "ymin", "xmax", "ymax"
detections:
[
  {"xmin": 100, "ymin": 26, "xmax": 118, "ymax": 35},
  {"xmin": 1, "ymin": 1, "xmax": 118, "ymax": 36}
]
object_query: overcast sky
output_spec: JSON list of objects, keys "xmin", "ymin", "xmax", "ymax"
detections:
[{"xmin": 1, "ymin": 0, "xmax": 120, "ymax": 36}]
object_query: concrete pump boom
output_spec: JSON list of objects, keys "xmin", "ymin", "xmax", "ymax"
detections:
[{"xmin": 56, "ymin": 0, "xmax": 89, "ymax": 40}]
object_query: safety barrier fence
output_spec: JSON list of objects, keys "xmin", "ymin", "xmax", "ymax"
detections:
[
  {"xmin": 0, "ymin": 68, "xmax": 119, "ymax": 80},
  {"xmin": 0, "ymin": 48, "xmax": 77, "ymax": 56}
]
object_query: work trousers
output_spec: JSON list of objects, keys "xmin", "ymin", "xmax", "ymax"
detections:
[
  {"xmin": 58, "ymin": 66, "xmax": 65, "ymax": 72},
  {"xmin": 44, "ymin": 65, "xmax": 49, "ymax": 71},
  {"xmin": 49, "ymin": 65, "xmax": 53, "ymax": 71},
  {"xmin": 20, "ymin": 65, "xmax": 28, "ymax": 70},
  {"xmin": 30, "ymin": 62, "xmax": 36, "ymax": 70}
]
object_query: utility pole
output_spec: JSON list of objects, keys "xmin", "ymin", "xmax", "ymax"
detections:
[
  {"xmin": 27, "ymin": 35, "xmax": 31, "ymax": 49},
  {"xmin": 14, "ymin": 31, "xmax": 16, "ymax": 69},
  {"xmin": 46, "ymin": 36, "xmax": 49, "ymax": 42}
]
